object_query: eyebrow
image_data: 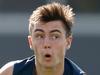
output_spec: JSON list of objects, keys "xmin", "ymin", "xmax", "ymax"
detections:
[
  {"xmin": 34, "ymin": 29, "xmax": 61, "ymax": 33},
  {"xmin": 50, "ymin": 29, "xmax": 61, "ymax": 33},
  {"xmin": 34, "ymin": 29, "xmax": 44, "ymax": 32}
]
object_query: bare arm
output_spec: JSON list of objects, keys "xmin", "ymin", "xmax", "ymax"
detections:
[{"xmin": 0, "ymin": 62, "xmax": 14, "ymax": 75}]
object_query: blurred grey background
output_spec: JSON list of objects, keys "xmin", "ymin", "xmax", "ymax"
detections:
[{"xmin": 0, "ymin": 0, "xmax": 100, "ymax": 75}]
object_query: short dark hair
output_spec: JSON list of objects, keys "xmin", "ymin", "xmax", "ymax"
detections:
[{"xmin": 29, "ymin": 2, "xmax": 75, "ymax": 36}]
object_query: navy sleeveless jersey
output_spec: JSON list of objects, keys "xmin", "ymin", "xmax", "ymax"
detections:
[{"xmin": 12, "ymin": 56, "xmax": 85, "ymax": 75}]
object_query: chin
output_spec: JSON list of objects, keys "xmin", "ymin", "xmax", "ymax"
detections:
[
  {"xmin": 43, "ymin": 64, "xmax": 55, "ymax": 68},
  {"xmin": 42, "ymin": 61, "xmax": 59, "ymax": 68}
]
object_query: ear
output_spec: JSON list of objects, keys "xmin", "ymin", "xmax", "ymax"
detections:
[
  {"xmin": 66, "ymin": 35, "xmax": 73, "ymax": 50},
  {"xmin": 28, "ymin": 35, "xmax": 32, "ymax": 49}
]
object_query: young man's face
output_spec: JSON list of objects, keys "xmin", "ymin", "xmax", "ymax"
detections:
[{"xmin": 28, "ymin": 20, "xmax": 72, "ymax": 68}]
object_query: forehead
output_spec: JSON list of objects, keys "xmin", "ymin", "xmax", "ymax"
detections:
[{"xmin": 33, "ymin": 20, "xmax": 65, "ymax": 32}]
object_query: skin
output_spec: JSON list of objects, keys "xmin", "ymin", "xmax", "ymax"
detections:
[
  {"xmin": 28, "ymin": 20, "xmax": 72, "ymax": 75},
  {"xmin": 0, "ymin": 20, "xmax": 72, "ymax": 75},
  {"xmin": 0, "ymin": 62, "xmax": 13, "ymax": 75}
]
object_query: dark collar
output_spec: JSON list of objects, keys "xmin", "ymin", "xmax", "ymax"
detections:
[{"xmin": 32, "ymin": 57, "xmax": 85, "ymax": 75}]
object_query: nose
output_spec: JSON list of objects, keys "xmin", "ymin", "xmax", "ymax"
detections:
[
  {"xmin": 44, "ymin": 45, "xmax": 50, "ymax": 49},
  {"xmin": 43, "ymin": 37, "xmax": 51, "ymax": 49}
]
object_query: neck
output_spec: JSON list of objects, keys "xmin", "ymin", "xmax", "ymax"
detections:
[{"xmin": 35, "ymin": 60, "xmax": 64, "ymax": 75}]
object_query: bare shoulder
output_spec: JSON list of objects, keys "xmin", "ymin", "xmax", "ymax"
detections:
[{"xmin": 0, "ymin": 61, "xmax": 15, "ymax": 75}]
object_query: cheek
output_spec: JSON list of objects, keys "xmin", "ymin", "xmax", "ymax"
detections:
[
  {"xmin": 31, "ymin": 41, "xmax": 42, "ymax": 55},
  {"xmin": 53, "ymin": 41, "xmax": 66, "ymax": 56}
]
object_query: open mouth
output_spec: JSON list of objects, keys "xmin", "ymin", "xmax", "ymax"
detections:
[
  {"xmin": 45, "ymin": 54, "xmax": 51, "ymax": 58},
  {"xmin": 44, "ymin": 54, "xmax": 52, "ymax": 61}
]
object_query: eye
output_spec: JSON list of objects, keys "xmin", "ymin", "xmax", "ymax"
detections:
[
  {"xmin": 51, "ymin": 34, "xmax": 60, "ymax": 40},
  {"xmin": 35, "ymin": 34, "xmax": 44, "ymax": 39}
]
